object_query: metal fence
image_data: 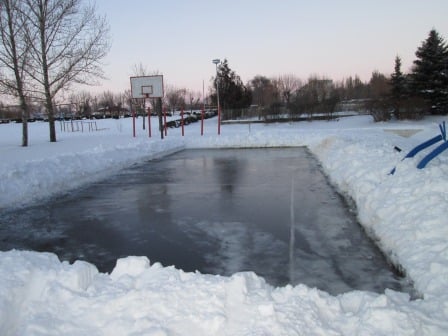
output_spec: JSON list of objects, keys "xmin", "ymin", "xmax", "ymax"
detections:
[{"xmin": 221, "ymin": 106, "xmax": 363, "ymax": 123}]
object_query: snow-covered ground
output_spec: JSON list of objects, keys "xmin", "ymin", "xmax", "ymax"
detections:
[{"xmin": 1, "ymin": 115, "xmax": 447, "ymax": 335}]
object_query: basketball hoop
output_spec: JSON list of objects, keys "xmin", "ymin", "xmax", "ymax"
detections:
[
  {"xmin": 141, "ymin": 85, "xmax": 153, "ymax": 96},
  {"xmin": 130, "ymin": 75, "xmax": 164, "ymax": 140},
  {"xmin": 130, "ymin": 75, "xmax": 164, "ymax": 100}
]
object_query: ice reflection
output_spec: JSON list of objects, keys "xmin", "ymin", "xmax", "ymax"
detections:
[{"xmin": 213, "ymin": 156, "xmax": 245, "ymax": 193}]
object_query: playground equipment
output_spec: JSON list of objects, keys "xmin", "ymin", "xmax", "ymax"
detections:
[{"xmin": 390, "ymin": 121, "xmax": 446, "ymax": 174}]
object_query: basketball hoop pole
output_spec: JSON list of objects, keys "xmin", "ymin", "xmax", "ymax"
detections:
[
  {"xmin": 212, "ymin": 59, "xmax": 221, "ymax": 135},
  {"xmin": 201, "ymin": 106, "xmax": 204, "ymax": 136},
  {"xmin": 130, "ymin": 75, "xmax": 164, "ymax": 139},
  {"xmin": 142, "ymin": 100, "xmax": 146, "ymax": 131},
  {"xmin": 130, "ymin": 98, "xmax": 138, "ymax": 137},
  {"xmin": 145, "ymin": 94, "xmax": 151, "ymax": 138},
  {"xmin": 181, "ymin": 107, "xmax": 185, "ymax": 136},
  {"xmin": 132, "ymin": 109, "xmax": 136, "ymax": 137},
  {"xmin": 163, "ymin": 106, "xmax": 167, "ymax": 137},
  {"xmin": 201, "ymin": 80, "xmax": 204, "ymax": 136}
]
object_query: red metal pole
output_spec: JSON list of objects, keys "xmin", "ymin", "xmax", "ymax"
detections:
[
  {"xmin": 218, "ymin": 106, "xmax": 221, "ymax": 135},
  {"xmin": 132, "ymin": 110, "xmax": 136, "ymax": 137},
  {"xmin": 201, "ymin": 107, "xmax": 204, "ymax": 136},
  {"xmin": 148, "ymin": 109, "xmax": 152, "ymax": 137},
  {"xmin": 181, "ymin": 107, "xmax": 185, "ymax": 136}
]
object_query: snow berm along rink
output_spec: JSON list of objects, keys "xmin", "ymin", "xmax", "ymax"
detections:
[{"xmin": 0, "ymin": 114, "xmax": 447, "ymax": 335}]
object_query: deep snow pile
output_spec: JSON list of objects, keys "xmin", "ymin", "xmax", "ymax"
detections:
[{"xmin": 1, "ymin": 115, "xmax": 448, "ymax": 335}]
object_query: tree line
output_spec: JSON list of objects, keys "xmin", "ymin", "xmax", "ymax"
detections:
[
  {"xmin": 1, "ymin": 2, "xmax": 446, "ymax": 148},
  {"xmin": 210, "ymin": 29, "xmax": 448, "ymax": 122}
]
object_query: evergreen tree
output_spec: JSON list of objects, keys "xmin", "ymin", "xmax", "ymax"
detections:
[
  {"xmin": 390, "ymin": 56, "xmax": 407, "ymax": 118},
  {"xmin": 411, "ymin": 29, "xmax": 448, "ymax": 114},
  {"xmin": 212, "ymin": 59, "xmax": 251, "ymax": 109}
]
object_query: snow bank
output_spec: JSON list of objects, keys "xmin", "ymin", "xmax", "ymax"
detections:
[
  {"xmin": 310, "ymin": 128, "xmax": 448, "ymax": 299},
  {"xmin": 1, "ymin": 116, "xmax": 448, "ymax": 335},
  {"xmin": 1, "ymin": 250, "xmax": 444, "ymax": 336},
  {"xmin": 0, "ymin": 134, "xmax": 184, "ymax": 210}
]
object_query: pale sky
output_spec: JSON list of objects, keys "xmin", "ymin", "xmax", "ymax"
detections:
[{"xmin": 92, "ymin": 0, "xmax": 448, "ymax": 95}]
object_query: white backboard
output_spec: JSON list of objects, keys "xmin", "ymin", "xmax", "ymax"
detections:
[{"xmin": 130, "ymin": 75, "xmax": 164, "ymax": 99}]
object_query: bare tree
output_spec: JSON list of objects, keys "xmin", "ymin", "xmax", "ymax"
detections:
[
  {"xmin": 366, "ymin": 71, "xmax": 392, "ymax": 122},
  {"xmin": 276, "ymin": 74, "xmax": 302, "ymax": 107},
  {"xmin": 122, "ymin": 89, "xmax": 133, "ymax": 115},
  {"xmin": 0, "ymin": 0, "xmax": 31, "ymax": 146},
  {"xmin": 186, "ymin": 89, "xmax": 201, "ymax": 112},
  {"xmin": 131, "ymin": 62, "xmax": 161, "ymax": 77},
  {"xmin": 248, "ymin": 75, "xmax": 277, "ymax": 107},
  {"xmin": 131, "ymin": 63, "xmax": 158, "ymax": 77},
  {"xmin": 294, "ymin": 76, "xmax": 337, "ymax": 119},
  {"xmin": 22, "ymin": 0, "xmax": 110, "ymax": 142},
  {"xmin": 98, "ymin": 91, "xmax": 115, "ymax": 107},
  {"xmin": 165, "ymin": 85, "xmax": 186, "ymax": 113},
  {"xmin": 69, "ymin": 90, "xmax": 92, "ymax": 118},
  {"xmin": 115, "ymin": 91, "xmax": 129, "ymax": 116}
]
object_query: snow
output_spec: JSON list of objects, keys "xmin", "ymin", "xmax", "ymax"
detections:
[{"xmin": 1, "ymin": 115, "xmax": 448, "ymax": 335}]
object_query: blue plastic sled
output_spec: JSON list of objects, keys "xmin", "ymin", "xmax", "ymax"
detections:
[
  {"xmin": 417, "ymin": 140, "xmax": 448, "ymax": 169},
  {"xmin": 403, "ymin": 134, "xmax": 443, "ymax": 158},
  {"xmin": 390, "ymin": 121, "xmax": 446, "ymax": 174}
]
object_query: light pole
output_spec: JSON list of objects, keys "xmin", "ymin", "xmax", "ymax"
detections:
[{"xmin": 212, "ymin": 58, "xmax": 221, "ymax": 135}]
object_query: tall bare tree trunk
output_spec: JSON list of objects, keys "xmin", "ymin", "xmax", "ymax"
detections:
[
  {"xmin": 20, "ymin": 99, "xmax": 29, "ymax": 146},
  {"xmin": 36, "ymin": 0, "xmax": 56, "ymax": 142},
  {"xmin": 0, "ymin": 0, "xmax": 30, "ymax": 146}
]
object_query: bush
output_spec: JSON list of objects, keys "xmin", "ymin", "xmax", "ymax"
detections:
[{"xmin": 366, "ymin": 99, "xmax": 392, "ymax": 122}]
